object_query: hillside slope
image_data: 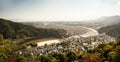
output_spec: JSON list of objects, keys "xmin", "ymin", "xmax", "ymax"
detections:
[
  {"xmin": 98, "ymin": 23, "xmax": 120, "ymax": 39},
  {"xmin": 0, "ymin": 19, "xmax": 67, "ymax": 39}
]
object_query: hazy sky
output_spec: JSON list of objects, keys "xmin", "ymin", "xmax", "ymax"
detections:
[{"xmin": 0, "ymin": 0, "xmax": 120, "ymax": 22}]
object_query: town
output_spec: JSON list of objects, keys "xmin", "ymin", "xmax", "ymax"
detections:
[{"xmin": 16, "ymin": 33, "xmax": 116, "ymax": 56}]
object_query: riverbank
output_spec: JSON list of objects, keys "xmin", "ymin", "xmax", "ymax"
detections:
[
  {"xmin": 37, "ymin": 39, "xmax": 60, "ymax": 46},
  {"xmin": 37, "ymin": 26, "xmax": 99, "ymax": 47},
  {"xmin": 80, "ymin": 27, "xmax": 99, "ymax": 37}
]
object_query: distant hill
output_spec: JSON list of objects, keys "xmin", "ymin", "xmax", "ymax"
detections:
[
  {"xmin": 52, "ymin": 15, "xmax": 120, "ymax": 26},
  {"xmin": 95, "ymin": 15, "xmax": 120, "ymax": 26},
  {"xmin": 98, "ymin": 23, "xmax": 120, "ymax": 39},
  {"xmin": 0, "ymin": 19, "xmax": 67, "ymax": 39}
]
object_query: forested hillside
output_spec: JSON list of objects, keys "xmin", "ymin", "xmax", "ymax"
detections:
[
  {"xmin": 98, "ymin": 23, "xmax": 120, "ymax": 39},
  {"xmin": 0, "ymin": 19, "xmax": 67, "ymax": 39}
]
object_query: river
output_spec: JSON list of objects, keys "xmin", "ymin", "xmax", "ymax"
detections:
[
  {"xmin": 80, "ymin": 27, "xmax": 99, "ymax": 37},
  {"xmin": 37, "ymin": 26, "xmax": 99, "ymax": 46}
]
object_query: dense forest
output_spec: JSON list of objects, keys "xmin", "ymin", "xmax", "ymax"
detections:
[
  {"xmin": 98, "ymin": 23, "xmax": 120, "ymax": 40},
  {"xmin": 0, "ymin": 19, "xmax": 67, "ymax": 39}
]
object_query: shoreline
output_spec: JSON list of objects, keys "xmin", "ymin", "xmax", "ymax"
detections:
[{"xmin": 37, "ymin": 26, "xmax": 99, "ymax": 47}]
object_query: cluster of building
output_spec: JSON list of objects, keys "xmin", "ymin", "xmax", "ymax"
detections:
[{"xmin": 16, "ymin": 33, "xmax": 116, "ymax": 55}]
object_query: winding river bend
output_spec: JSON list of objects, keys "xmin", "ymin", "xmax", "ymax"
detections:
[
  {"xmin": 80, "ymin": 27, "xmax": 99, "ymax": 37},
  {"xmin": 37, "ymin": 26, "xmax": 99, "ymax": 46}
]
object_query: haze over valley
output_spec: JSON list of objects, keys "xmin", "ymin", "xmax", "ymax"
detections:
[{"xmin": 0, "ymin": 0, "xmax": 120, "ymax": 62}]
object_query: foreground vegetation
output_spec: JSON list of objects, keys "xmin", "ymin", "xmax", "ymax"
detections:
[{"xmin": 0, "ymin": 34, "xmax": 120, "ymax": 62}]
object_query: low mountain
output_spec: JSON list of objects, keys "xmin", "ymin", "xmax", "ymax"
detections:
[
  {"xmin": 95, "ymin": 15, "xmax": 120, "ymax": 26},
  {"xmin": 0, "ymin": 18, "xmax": 67, "ymax": 39},
  {"xmin": 98, "ymin": 23, "xmax": 120, "ymax": 39}
]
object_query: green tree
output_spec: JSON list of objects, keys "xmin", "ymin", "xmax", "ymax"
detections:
[
  {"xmin": 66, "ymin": 51, "xmax": 77, "ymax": 62},
  {"xmin": 0, "ymin": 46, "xmax": 11, "ymax": 62},
  {"xmin": 40, "ymin": 55, "xmax": 53, "ymax": 62},
  {"xmin": 52, "ymin": 53, "xmax": 66, "ymax": 62},
  {"xmin": 114, "ymin": 46, "xmax": 120, "ymax": 62},
  {"xmin": 97, "ymin": 44, "xmax": 105, "ymax": 49},
  {"xmin": 0, "ymin": 34, "xmax": 4, "ymax": 45},
  {"xmin": 108, "ymin": 51, "xmax": 116, "ymax": 62},
  {"xmin": 17, "ymin": 55, "xmax": 28, "ymax": 62}
]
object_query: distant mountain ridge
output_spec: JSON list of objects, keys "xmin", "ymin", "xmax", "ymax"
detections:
[
  {"xmin": 98, "ymin": 15, "xmax": 120, "ymax": 39},
  {"xmin": 0, "ymin": 18, "xmax": 67, "ymax": 39},
  {"xmin": 95, "ymin": 15, "xmax": 120, "ymax": 25}
]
